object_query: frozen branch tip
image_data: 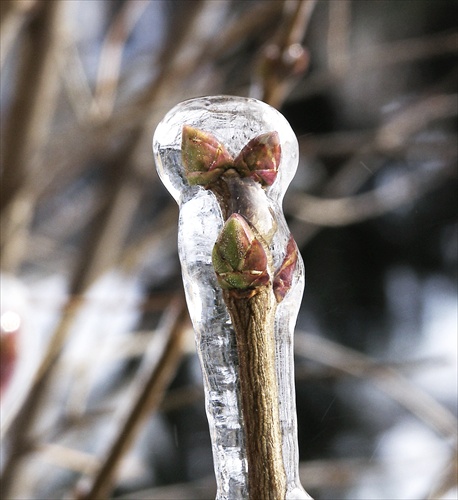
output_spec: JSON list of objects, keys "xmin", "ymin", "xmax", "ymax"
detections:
[{"xmin": 182, "ymin": 125, "xmax": 281, "ymax": 187}]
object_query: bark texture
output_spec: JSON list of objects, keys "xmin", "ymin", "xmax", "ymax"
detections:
[{"xmin": 224, "ymin": 286, "xmax": 286, "ymax": 500}]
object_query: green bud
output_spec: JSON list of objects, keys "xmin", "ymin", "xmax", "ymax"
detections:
[
  {"xmin": 181, "ymin": 125, "xmax": 233, "ymax": 186},
  {"xmin": 212, "ymin": 214, "xmax": 269, "ymax": 291}
]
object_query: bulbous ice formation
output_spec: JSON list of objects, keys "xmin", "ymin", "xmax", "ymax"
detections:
[{"xmin": 153, "ymin": 96, "xmax": 310, "ymax": 499}]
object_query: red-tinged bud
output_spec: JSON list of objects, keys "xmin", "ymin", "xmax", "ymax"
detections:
[
  {"xmin": 234, "ymin": 131, "xmax": 281, "ymax": 186},
  {"xmin": 0, "ymin": 310, "xmax": 20, "ymax": 394},
  {"xmin": 212, "ymin": 214, "xmax": 270, "ymax": 292},
  {"xmin": 181, "ymin": 125, "xmax": 233, "ymax": 186},
  {"xmin": 273, "ymin": 236, "xmax": 298, "ymax": 303}
]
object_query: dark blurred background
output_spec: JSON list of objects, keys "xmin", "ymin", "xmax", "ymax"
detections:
[{"xmin": 1, "ymin": 1, "xmax": 457, "ymax": 499}]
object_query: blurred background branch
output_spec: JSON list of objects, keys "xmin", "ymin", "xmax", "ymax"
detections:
[{"xmin": 1, "ymin": 1, "xmax": 457, "ymax": 499}]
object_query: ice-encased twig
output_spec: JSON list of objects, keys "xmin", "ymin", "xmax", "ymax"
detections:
[
  {"xmin": 153, "ymin": 96, "xmax": 311, "ymax": 499},
  {"xmin": 212, "ymin": 213, "xmax": 285, "ymax": 498}
]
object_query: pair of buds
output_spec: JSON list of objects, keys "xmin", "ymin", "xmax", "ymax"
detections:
[
  {"xmin": 182, "ymin": 125, "xmax": 281, "ymax": 187},
  {"xmin": 181, "ymin": 125, "xmax": 297, "ymax": 302},
  {"xmin": 213, "ymin": 214, "xmax": 298, "ymax": 303}
]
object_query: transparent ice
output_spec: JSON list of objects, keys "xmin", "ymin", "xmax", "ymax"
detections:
[{"xmin": 153, "ymin": 96, "xmax": 310, "ymax": 499}]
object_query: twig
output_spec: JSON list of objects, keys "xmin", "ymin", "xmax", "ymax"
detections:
[
  {"xmin": 178, "ymin": 122, "xmax": 303, "ymax": 498},
  {"xmin": 327, "ymin": 0, "xmax": 351, "ymax": 76},
  {"xmin": 296, "ymin": 30, "xmax": 458, "ymax": 100},
  {"xmin": 255, "ymin": 0, "xmax": 317, "ymax": 108},
  {"xmin": 289, "ymin": 92, "xmax": 458, "ymax": 245},
  {"xmin": 0, "ymin": 0, "xmax": 64, "ymax": 273},
  {"xmin": 90, "ymin": 0, "xmax": 150, "ymax": 121},
  {"xmin": 326, "ymin": 91, "xmax": 457, "ymax": 195},
  {"xmin": 299, "ymin": 455, "xmax": 455, "ymax": 491},
  {"xmin": 75, "ymin": 298, "xmax": 188, "ymax": 500},
  {"xmin": 375, "ymin": 93, "xmax": 458, "ymax": 151},
  {"xmin": 57, "ymin": 34, "xmax": 98, "ymax": 125},
  {"xmin": 116, "ymin": 455, "xmax": 453, "ymax": 499},
  {"xmin": 295, "ymin": 332, "xmax": 458, "ymax": 442},
  {"xmin": 427, "ymin": 452, "xmax": 458, "ymax": 499},
  {"xmin": 0, "ymin": 128, "xmax": 145, "ymax": 495},
  {"xmin": 100, "ymin": 1, "xmax": 279, "ymax": 135},
  {"xmin": 0, "ymin": 0, "xmax": 38, "ymax": 69},
  {"xmin": 116, "ymin": 475, "xmax": 217, "ymax": 500},
  {"xmin": 0, "ymin": 0, "xmax": 62, "ymax": 206},
  {"xmin": 295, "ymin": 355, "xmax": 450, "ymax": 381},
  {"xmin": 135, "ymin": 0, "xmax": 207, "ymax": 108},
  {"xmin": 205, "ymin": 1, "xmax": 284, "ymax": 59},
  {"xmin": 288, "ymin": 161, "xmax": 455, "ymax": 227},
  {"xmin": 0, "ymin": 297, "xmax": 81, "ymax": 497},
  {"xmin": 17, "ymin": 0, "xmax": 216, "ymax": 218},
  {"xmin": 37, "ymin": 442, "xmax": 100, "ymax": 475},
  {"xmin": 223, "ymin": 287, "xmax": 286, "ymax": 498},
  {"xmin": 68, "ymin": 128, "xmax": 143, "ymax": 295},
  {"xmin": 298, "ymin": 129, "xmax": 457, "ymax": 159}
]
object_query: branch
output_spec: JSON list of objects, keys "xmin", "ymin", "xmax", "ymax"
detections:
[
  {"xmin": 327, "ymin": 0, "xmax": 351, "ymax": 75},
  {"xmin": 290, "ymin": 92, "xmax": 458, "ymax": 245},
  {"xmin": 255, "ymin": 0, "xmax": 317, "ymax": 108},
  {"xmin": 0, "ymin": 0, "xmax": 64, "ymax": 272},
  {"xmin": 297, "ymin": 30, "xmax": 458, "ymax": 100},
  {"xmin": 288, "ymin": 162, "xmax": 455, "ymax": 227},
  {"xmin": 295, "ymin": 332, "xmax": 458, "ymax": 442},
  {"xmin": 0, "ymin": 128, "xmax": 145, "ymax": 496},
  {"xmin": 76, "ymin": 298, "xmax": 188, "ymax": 500},
  {"xmin": 0, "ymin": 0, "xmax": 38, "ymax": 69},
  {"xmin": 90, "ymin": 0, "xmax": 150, "ymax": 121}
]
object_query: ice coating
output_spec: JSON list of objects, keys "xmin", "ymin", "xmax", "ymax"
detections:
[{"xmin": 153, "ymin": 96, "xmax": 310, "ymax": 499}]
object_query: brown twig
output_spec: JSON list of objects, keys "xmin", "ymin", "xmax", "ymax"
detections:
[
  {"xmin": 76, "ymin": 298, "xmax": 188, "ymax": 500},
  {"xmin": 256, "ymin": 0, "xmax": 317, "ymax": 108},
  {"xmin": 205, "ymin": 1, "xmax": 284, "ymax": 60},
  {"xmin": 295, "ymin": 332, "xmax": 458, "ymax": 442},
  {"xmin": 11, "ymin": 0, "xmax": 213, "ymax": 224},
  {"xmin": 0, "ymin": 296, "xmax": 82, "ymax": 497},
  {"xmin": 289, "ymin": 91, "xmax": 458, "ymax": 246},
  {"xmin": 0, "ymin": 0, "xmax": 38, "ymax": 69},
  {"xmin": 288, "ymin": 161, "xmax": 455, "ymax": 227},
  {"xmin": 327, "ymin": 0, "xmax": 351, "ymax": 75},
  {"xmin": 181, "ymin": 126, "xmax": 292, "ymax": 498},
  {"xmin": 427, "ymin": 453, "xmax": 458, "ymax": 499},
  {"xmin": 223, "ymin": 287, "xmax": 286, "ymax": 499},
  {"xmin": 135, "ymin": 0, "xmax": 207, "ymax": 108},
  {"xmin": 296, "ymin": 30, "xmax": 458, "ymax": 100},
  {"xmin": 57, "ymin": 34, "xmax": 98, "ymax": 125},
  {"xmin": 0, "ymin": 127, "xmax": 145, "ymax": 496},
  {"xmin": 69, "ymin": 128, "xmax": 144, "ymax": 296},
  {"xmin": 37, "ymin": 442, "xmax": 100, "ymax": 476},
  {"xmin": 0, "ymin": 0, "xmax": 64, "ymax": 273},
  {"xmin": 90, "ymin": 0, "xmax": 150, "ymax": 121}
]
